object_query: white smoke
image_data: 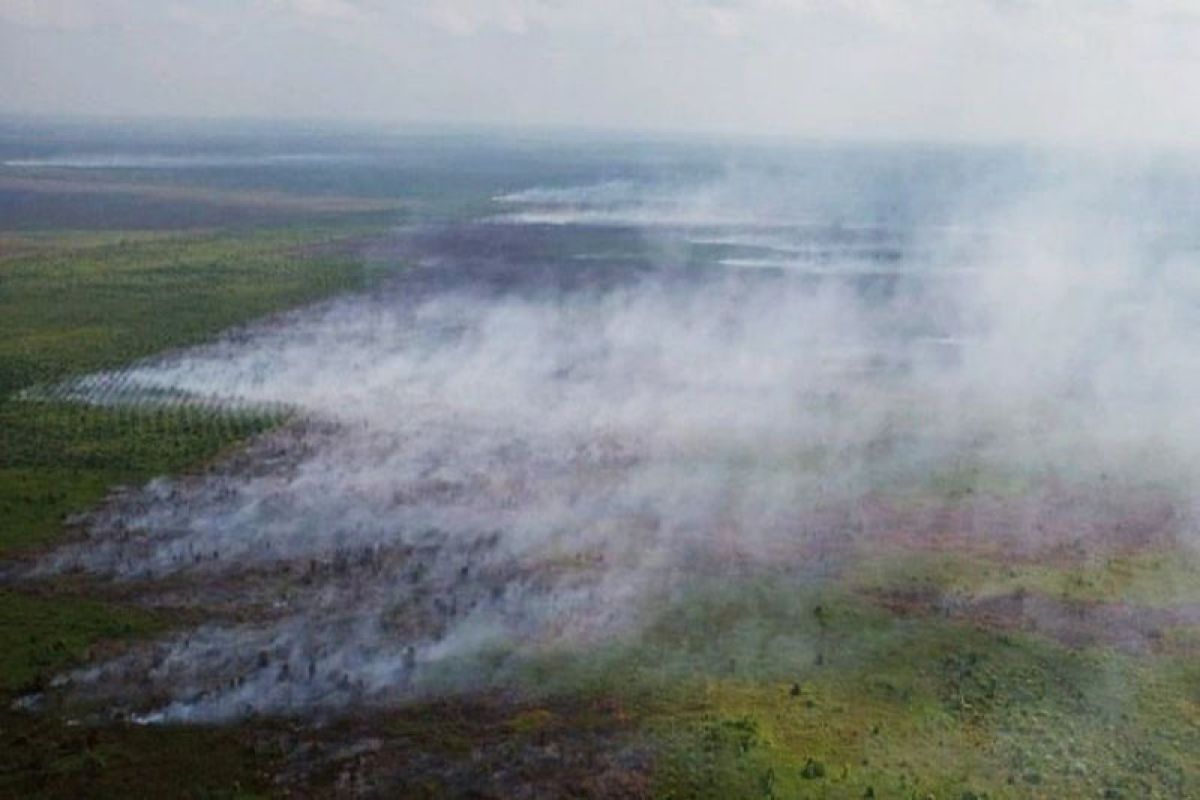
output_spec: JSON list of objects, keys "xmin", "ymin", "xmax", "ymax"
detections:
[{"xmin": 31, "ymin": 160, "xmax": 1200, "ymax": 721}]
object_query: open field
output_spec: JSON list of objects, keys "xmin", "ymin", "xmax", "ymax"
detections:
[{"xmin": 0, "ymin": 228, "xmax": 387, "ymax": 396}]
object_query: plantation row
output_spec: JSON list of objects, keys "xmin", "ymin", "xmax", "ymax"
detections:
[
  {"xmin": 0, "ymin": 226, "xmax": 384, "ymax": 554},
  {"xmin": 1, "ymin": 400, "xmax": 287, "ymax": 472},
  {"xmin": 0, "ymin": 398, "xmax": 287, "ymax": 551},
  {"xmin": 19, "ymin": 368, "xmax": 291, "ymax": 417}
]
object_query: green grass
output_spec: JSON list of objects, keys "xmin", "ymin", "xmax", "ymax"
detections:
[
  {"xmin": 0, "ymin": 401, "xmax": 281, "ymax": 552},
  {"xmin": 0, "ymin": 225, "xmax": 387, "ymax": 797},
  {"xmin": 640, "ymin": 629, "xmax": 1194, "ymax": 798},
  {"xmin": 493, "ymin": 572, "xmax": 1200, "ymax": 798},
  {"xmin": 0, "ymin": 227, "xmax": 382, "ymax": 556},
  {"xmin": 851, "ymin": 545, "xmax": 1200, "ymax": 609},
  {"xmin": 0, "ymin": 228, "xmax": 374, "ymax": 397},
  {"xmin": 0, "ymin": 589, "xmax": 164, "ymax": 695},
  {"xmin": 0, "ymin": 224, "xmax": 381, "ymax": 682},
  {"xmin": 0, "ymin": 710, "xmax": 273, "ymax": 799}
]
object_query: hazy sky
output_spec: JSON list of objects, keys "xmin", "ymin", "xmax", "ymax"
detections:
[{"xmin": 3, "ymin": 0, "xmax": 1198, "ymax": 143}]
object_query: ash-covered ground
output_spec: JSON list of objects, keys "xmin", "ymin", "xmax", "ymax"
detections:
[{"xmin": 19, "ymin": 165, "xmax": 1200, "ymax": 730}]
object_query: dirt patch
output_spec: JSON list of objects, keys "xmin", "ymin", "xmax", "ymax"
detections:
[
  {"xmin": 872, "ymin": 584, "xmax": 1200, "ymax": 655},
  {"xmin": 855, "ymin": 481, "xmax": 1180, "ymax": 567}
]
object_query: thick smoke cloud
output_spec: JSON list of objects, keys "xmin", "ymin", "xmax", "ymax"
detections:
[{"xmin": 31, "ymin": 159, "xmax": 1200, "ymax": 721}]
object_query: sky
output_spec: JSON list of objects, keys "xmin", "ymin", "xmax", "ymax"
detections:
[{"xmin": 2, "ymin": 0, "xmax": 1199, "ymax": 144}]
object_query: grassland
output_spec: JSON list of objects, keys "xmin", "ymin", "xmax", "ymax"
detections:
[
  {"xmin": 0, "ymin": 228, "xmax": 379, "ymax": 396},
  {"xmin": 0, "ymin": 224, "xmax": 383, "ymax": 798},
  {"xmin": 0, "ymin": 228, "xmax": 382, "ymax": 553},
  {"xmin": 415, "ymin": 553, "xmax": 1190, "ymax": 799},
  {"xmin": 630, "ymin": 576, "xmax": 1200, "ymax": 799}
]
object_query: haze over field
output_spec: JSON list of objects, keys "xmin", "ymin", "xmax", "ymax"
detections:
[
  {"xmin": 15, "ymin": 153, "xmax": 1197, "ymax": 722},
  {"xmin": 6, "ymin": 1, "xmax": 1200, "ymax": 796}
]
